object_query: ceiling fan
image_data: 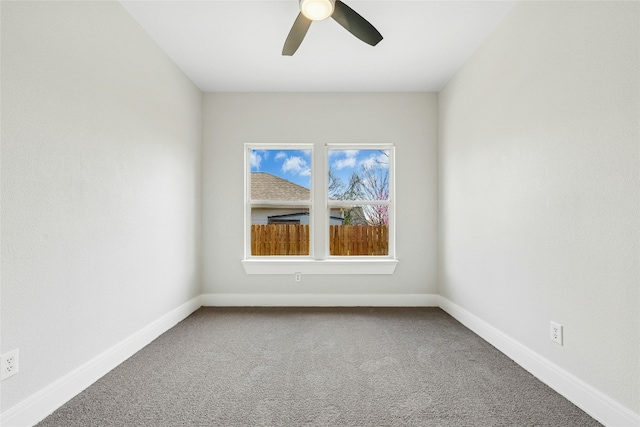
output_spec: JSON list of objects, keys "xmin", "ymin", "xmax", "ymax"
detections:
[{"xmin": 283, "ymin": 0, "xmax": 383, "ymax": 56}]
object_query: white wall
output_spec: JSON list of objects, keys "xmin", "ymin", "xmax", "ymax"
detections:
[
  {"xmin": 439, "ymin": 1, "xmax": 639, "ymax": 416},
  {"xmin": 203, "ymin": 93, "xmax": 438, "ymax": 296},
  {"xmin": 1, "ymin": 0, "xmax": 202, "ymax": 413}
]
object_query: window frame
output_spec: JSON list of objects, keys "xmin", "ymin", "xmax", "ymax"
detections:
[
  {"xmin": 325, "ymin": 143, "xmax": 395, "ymax": 260},
  {"xmin": 244, "ymin": 143, "xmax": 314, "ymax": 260},
  {"xmin": 242, "ymin": 142, "xmax": 398, "ymax": 275}
]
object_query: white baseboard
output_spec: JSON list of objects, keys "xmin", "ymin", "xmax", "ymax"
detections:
[
  {"xmin": 438, "ymin": 297, "xmax": 640, "ymax": 427},
  {"xmin": 200, "ymin": 293, "xmax": 439, "ymax": 307},
  {"xmin": 0, "ymin": 296, "xmax": 202, "ymax": 427}
]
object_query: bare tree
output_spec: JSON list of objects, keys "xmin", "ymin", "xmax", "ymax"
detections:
[
  {"xmin": 358, "ymin": 163, "xmax": 389, "ymax": 225},
  {"xmin": 328, "ymin": 169, "xmax": 345, "ymax": 199},
  {"xmin": 329, "ymin": 150, "xmax": 389, "ymax": 225}
]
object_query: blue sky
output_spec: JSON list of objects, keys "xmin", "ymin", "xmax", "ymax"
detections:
[
  {"xmin": 250, "ymin": 149, "xmax": 312, "ymax": 188},
  {"xmin": 250, "ymin": 148, "xmax": 388, "ymax": 190}
]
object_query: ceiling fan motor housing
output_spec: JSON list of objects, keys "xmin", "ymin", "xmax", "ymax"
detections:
[{"xmin": 300, "ymin": 0, "xmax": 336, "ymax": 21}]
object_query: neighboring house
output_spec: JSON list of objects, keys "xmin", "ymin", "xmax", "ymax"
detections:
[{"xmin": 251, "ymin": 172, "xmax": 344, "ymax": 225}]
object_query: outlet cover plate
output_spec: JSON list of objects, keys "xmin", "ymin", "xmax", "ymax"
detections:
[
  {"xmin": 1, "ymin": 349, "xmax": 19, "ymax": 381},
  {"xmin": 550, "ymin": 321, "xmax": 563, "ymax": 345}
]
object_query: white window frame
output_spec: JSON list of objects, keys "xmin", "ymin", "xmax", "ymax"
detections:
[
  {"xmin": 325, "ymin": 143, "xmax": 395, "ymax": 260},
  {"xmin": 244, "ymin": 143, "xmax": 314, "ymax": 260},
  {"xmin": 242, "ymin": 143, "xmax": 398, "ymax": 275}
]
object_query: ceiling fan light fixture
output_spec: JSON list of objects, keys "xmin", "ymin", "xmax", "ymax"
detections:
[{"xmin": 300, "ymin": 0, "xmax": 335, "ymax": 21}]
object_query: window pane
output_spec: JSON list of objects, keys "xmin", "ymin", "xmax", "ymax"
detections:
[
  {"xmin": 329, "ymin": 208, "xmax": 388, "ymax": 256},
  {"xmin": 251, "ymin": 207, "xmax": 310, "ymax": 256},
  {"xmin": 328, "ymin": 149, "xmax": 389, "ymax": 201},
  {"xmin": 251, "ymin": 149, "xmax": 311, "ymax": 201}
]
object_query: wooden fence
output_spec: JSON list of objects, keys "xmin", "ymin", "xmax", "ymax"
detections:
[
  {"xmin": 251, "ymin": 224, "xmax": 310, "ymax": 256},
  {"xmin": 329, "ymin": 224, "xmax": 388, "ymax": 256},
  {"xmin": 251, "ymin": 224, "xmax": 388, "ymax": 256}
]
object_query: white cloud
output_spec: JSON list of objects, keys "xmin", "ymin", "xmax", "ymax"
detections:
[
  {"xmin": 250, "ymin": 151, "xmax": 262, "ymax": 169},
  {"xmin": 332, "ymin": 150, "xmax": 359, "ymax": 170},
  {"xmin": 360, "ymin": 153, "xmax": 389, "ymax": 169},
  {"xmin": 282, "ymin": 156, "xmax": 311, "ymax": 176},
  {"xmin": 275, "ymin": 151, "xmax": 287, "ymax": 160},
  {"xmin": 329, "ymin": 149, "xmax": 358, "ymax": 158},
  {"xmin": 333, "ymin": 157, "xmax": 356, "ymax": 170}
]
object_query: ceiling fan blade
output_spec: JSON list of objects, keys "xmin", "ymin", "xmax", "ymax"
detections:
[
  {"xmin": 282, "ymin": 13, "xmax": 312, "ymax": 56},
  {"xmin": 331, "ymin": 0, "xmax": 383, "ymax": 47}
]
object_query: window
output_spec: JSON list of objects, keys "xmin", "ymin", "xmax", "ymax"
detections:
[
  {"xmin": 243, "ymin": 143, "xmax": 397, "ymax": 274},
  {"xmin": 327, "ymin": 146, "xmax": 392, "ymax": 257},
  {"xmin": 246, "ymin": 146, "xmax": 312, "ymax": 257}
]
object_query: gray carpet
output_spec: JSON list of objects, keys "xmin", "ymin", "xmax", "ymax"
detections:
[{"xmin": 37, "ymin": 307, "xmax": 601, "ymax": 426}]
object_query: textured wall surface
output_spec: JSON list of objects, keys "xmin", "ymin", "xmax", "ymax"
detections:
[
  {"xmin": 203, "ymin": 93, "xmax": 438, "ymax": 295},
  {"xmin": 1, "ymin": 1, "xmax": 202, "ymax": 412},
  {"xmin": 439, "ymin": 1, "xmax": 639, "ymax": 413}
]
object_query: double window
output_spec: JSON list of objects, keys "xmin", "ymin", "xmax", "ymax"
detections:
[{"xmin": 244, "ymin": 143, "xmax": 396, "ymax": 274}]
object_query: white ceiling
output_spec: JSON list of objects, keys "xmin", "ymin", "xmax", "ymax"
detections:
[{"xmin": 120, "ymin": 0, "xmax": 516, "ymax": 92}]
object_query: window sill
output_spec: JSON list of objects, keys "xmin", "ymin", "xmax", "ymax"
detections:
[{"xmin": 241, "ymin": 259, "xmax": 398, "ymax": 275}]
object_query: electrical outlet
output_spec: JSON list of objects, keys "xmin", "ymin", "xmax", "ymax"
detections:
[
  {"xmin": 550, "ymin": 321, "xmax": 563, "ymax": 345},
  {"xmin": 294, "ymin": 272, "xmax": 302, "ymax": 282},
  {"xmin": 1, "ymin": 349, "xmax": 19, "ymax": 381}
]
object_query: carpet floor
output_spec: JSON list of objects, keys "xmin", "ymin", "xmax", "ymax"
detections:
[{"xmin": 37, "ymin": 307, "xmax": 601, "ymax": 426}]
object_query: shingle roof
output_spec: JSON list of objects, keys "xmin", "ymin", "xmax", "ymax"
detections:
[{"xmin": 251, "ymin": 172, "xmax": 310, "ymax": 201}]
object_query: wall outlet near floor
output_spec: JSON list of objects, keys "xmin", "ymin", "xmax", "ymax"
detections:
[
  {"xmin": 1, "ymin": 349, "xmax": 19, "ymax": 381},
  {"xmin": 550, "ymin": 321, "xmax": 563, "ymax": 345},
  {"xmin": 294, "ymin": 272, "xmax": 302, "ymax": 282}
]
